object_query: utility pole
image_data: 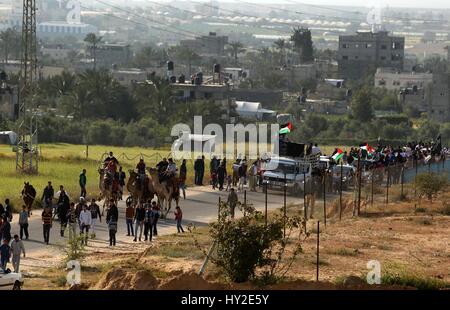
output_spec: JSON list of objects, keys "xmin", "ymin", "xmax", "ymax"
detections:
[{"xmin": 16, "ymin": 0, "xmax": 38, "ymax": 174}]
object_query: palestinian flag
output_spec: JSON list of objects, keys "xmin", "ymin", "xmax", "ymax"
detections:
[
  {"xmin": 279, "ymin": 122, "xmax": 293, "ymax": 135},
  {"xmin": 360, "ymin": 143, "xmax": 375, "ymax": 154},
  {"xmin": 332, "ymin": 148, "xmax": 344, "ymax": 162}
]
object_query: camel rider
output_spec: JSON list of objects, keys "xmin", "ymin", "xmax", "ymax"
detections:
[
  {"xmin": 165, "ymin": 158, "xmax": 178, "ymax": 193},
  {"xmin": 104, "ymin": 152, "xmax": 119, "ymax": 167},
  {"xmin": 165, "ymin": 158, "xmax": 177, "ymax": 177},
  {"xmin": 156, "ymin": 158, "xmax": 168, "ymax": 182},
  {"xmin": 136, "ymin": 159, "xmax": 146, "ymax": 190}
]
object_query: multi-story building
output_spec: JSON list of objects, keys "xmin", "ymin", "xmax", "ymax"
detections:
[
  {"xmin": 180, "ymin": 32, "xmax": 228, "ymax": 57},
  {"xmin": 429, "ymin": 73, "xmax": 450, "ymax": 122},
  {"xmin": 374, "ymin": 68, "xmax": 433, "ymax": 91},
  {"xmin": 95, "ymin": 44, "xmax": 131, "ymax": 69},
  {"xmin": 337, "ymin": 31, "xmax": 404, "ymax": 80}
]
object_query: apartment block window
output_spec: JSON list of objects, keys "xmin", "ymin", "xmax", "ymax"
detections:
[
  {"xmin": 342, "ymin": 55, "xmax": 348, "ymax": 60},
  {"xmin": 393, "ymin": 81, "xmax": 400, "ymax": 86},
  {"xmin": 355, "ymin": 44, "xmax": 360, "ymax": 48},
  {"xmin": 380, "ymin": 56, "xmax": 386, "ymax": 60},
  {"xmin": 365, "ymin": 43, "xmax": 373, "ymax": 48},
  {"xmin": 342, "ymin": 44, "xmax": 349, "ymax": 48},
  {"xmin": 392, "ymin": 42, "xmax": 402, "ymax": 49},
  {"xmin": 381, "ymin": 44, "xmax": 387, "ymax": 50},
  {"xmin": 355, "ymin": 56, "xmax": 359, "ymax": 59}
]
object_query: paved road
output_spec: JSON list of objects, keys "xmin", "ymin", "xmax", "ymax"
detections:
[{"xmin": 9, "ymin": 185, "xmax": 303, "ymax": 270}]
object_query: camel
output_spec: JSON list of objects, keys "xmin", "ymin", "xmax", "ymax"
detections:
[
  {"xmin": 21, "ymin": 182, "xmax": 36, "ymax": 216},
  {"xmin": 98, "ymin": 168, "xmax": 117, "ymax": 215},
  {"xmin": 126, "ymin": 170, "xmax": 155, "ymax": 207},
  {"xmin": 147, "ymin": 167, "xmax": 180, "ymax": 218}
]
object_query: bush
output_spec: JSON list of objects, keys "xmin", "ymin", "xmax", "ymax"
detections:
[
  {"xmin": 194, "ymin": 202, "xmax": 304, "ymax": 283},
  {"xmin": 382, "ymin": 270, "xmax": 449, "ymax": 290},
  {"xmin": 415, "ymin": 173, "xmax": 448, "ymax": 201}
]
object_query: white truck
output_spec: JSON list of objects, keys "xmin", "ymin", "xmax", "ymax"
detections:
[
  {"xmin": 262, "ymin": 156, "xmax": 318, "ymax": 196},
  {"xmin": 0, "ymin": 270, "xmax": 23, "ymax": 290}
]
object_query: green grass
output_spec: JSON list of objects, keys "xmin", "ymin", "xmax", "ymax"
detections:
[{"xmin": 382, "ymin": 271, "xmax": 449, "ymax": 290}]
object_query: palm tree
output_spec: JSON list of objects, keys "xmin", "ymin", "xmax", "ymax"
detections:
[
  {"xmin": 84, "ymin": 33, "xmax": 102, "ymax": 71},
  {"xmin": 170, "ymin": 46, "xmax": 201, "ymax": 76},
  {"xmin": 226, "ymin": 41, "xmax": 245, "ymax": 66},
  {"xmin": 273, "ymin": 39, "xmax": 289, "ymax": 65}
]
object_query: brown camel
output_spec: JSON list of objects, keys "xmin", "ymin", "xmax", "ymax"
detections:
[
  {"xmin": 127, "ymin": 170, "xmax": 155, "ymax": 207},
  {"xmin": 98, "ymin": 168, "xmax": 117, "ymax": 215},
  {"xmin": 147, "ymin": 167, "xmax": 180, "ymax": 218}
]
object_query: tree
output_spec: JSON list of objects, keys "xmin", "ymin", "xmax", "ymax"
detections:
[
  {"xmin": 273, "ymin": 39, "xmax": 288, "ymax": 65},
  {"xmin": 226, "ymin": 41, "xmax": 245, "ymax": 65},
  {"xmin": 169, "ymin": 46, "xmax": 201, "ymax": 76},
  {"xmin": 134, "ymin": 45, "xmax": 162, "ymax": 69},
  {"xmin": 0, "ymin": 28, "xmax": 20, "ymax": 65},
  {"xmin": 351, "ymin": 86, "xmax": 374, "ymax": 122},
  {"xmin": 290, "ymin": 27, "xmax": 314, "ymax": 63},
  {"xmin": 84, "ymin": 33, "xmax": 102, "ymax": 71}
]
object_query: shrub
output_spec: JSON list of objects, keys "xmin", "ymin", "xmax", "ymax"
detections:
[
  {"xmin": 382, "ymin": 270, "xmax": 449, "ymax": 290},
  {"xmin": 415, "ymin": 173, "xmax": 448, "ymax": 201},
  {"xmin": 192, "ymin": 202, "xmax": 304, "ymax": 283}
]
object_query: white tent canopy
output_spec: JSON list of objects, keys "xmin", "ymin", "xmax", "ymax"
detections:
[
  {"xmin": 0, "ymin": 131, "xmax": 17, "ymax": 144},
  {"xmin": 235, "ymin": 101, "xmax": 276, "ymax": 120}
]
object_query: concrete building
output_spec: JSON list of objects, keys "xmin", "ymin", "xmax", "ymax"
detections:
[
  {"xmin": 41, "ymin": 44, "xmax": 71, "ymax": 61},
  {"xmin": 180, "ymin": 32, "xmax": 228, "ymax": 57},
  {"xmin": 230, "ymin": 88, "xmax": 283, "ymax": 107},
  {"xmin": 112, "ymin": 69, "xmax": 147, "ymax": 87},
  {"xmin": 305, "ymin": 99, "xmax": 349, "ymax": 115},
  {"xmin": 95, "ymin": 43, "xmax": 131, "ymax": 69},
  {"xmin": 374, "ymin": 68, "xmax": 433, "ymax": 91},
  {"xmin": 429, "ymin": 73, "xmax": 450, "ymax": 122},
  {"xmin": 337, "ymin": 31, "xmax": 404, "ymax": 80},
  {"xmin": 398, "ymin": 87, "xmax": 428, "ymax": 115},
  {"xmin": 0, "ymin": 78, "xmax": 17, "ymax": 120}
]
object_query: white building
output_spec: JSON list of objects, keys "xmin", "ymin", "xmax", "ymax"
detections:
[
  {"xmin": 37, "ymin": 21, "xmax": 97, "ymax": 37},
  {"xmin": 374, "ymin": 68, "xmax": 433, "ymax": 91}
]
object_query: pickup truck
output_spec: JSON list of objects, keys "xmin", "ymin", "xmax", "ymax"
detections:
[{"xmin": 262, "ymin": 157, "xmax": 312, "ymax": 196}]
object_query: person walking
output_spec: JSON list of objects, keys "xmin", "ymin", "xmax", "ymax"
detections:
[
  {"xmin": 4, "ymin": 199, "xmax": 12, "ymax": 223},
  {"xmin": 18, "ymin": 206, "xmax": 29, "ymax": 240},
  {"xmin": 199, "ymin": 155, "xmax": 205, "ymax": 185},
  {"xmin": 151, "ymin": 201, "xmax": 160, "ymax": 236},
  {"xmin": 79, "ymin": 169, "xmax": 87, "ymax": 198},
  {"xmin": 41, "ymin": 181, "xmax": 54, "ymax": 208},
  {"xmin": 67, "ymin": 203, "xmax": 78, "ymax": 240},
  {"xmin": 227, "ymin": 188, "xmax": 238, "ymax": 219},
  {"xmin": 10, "ymin": 235, "xmax": 25, "ymax": 273},
  {"xmin": 118, "ymin": 166, "xmax": 126, "ymax": 200},
  {"xmin": 179, "ymin": 159, "xmax": 187, "ymax": 199},
  {"xmin": 106, "ymin": 200, "xmax": 118, "ymax": 246},
  {"xmin": 249, "ymin": 162, "xmax": 258, "ymax": 192},
  {"xmin": 125, "ymin": 203, "xmax": 135, "ymax": 237},
  {"xmin": 174, "ymin": 206, "xmax": 184, "ymax": 233},
  {"xmin": 58, "ymin": 191, "xmax": 70, "ymax": 237},
  {"xmin": 41, "ymin": 207, "xmax": 52, "ymax": 245},
  {"xmin": 133, "ymin": 204, "xmax": 145, "ymax": 242},
  {"xmin": 1, "ymin": 215, "xmax": 11, "ymax": 243},
  {"xmin": 194, "ymin": 156, "xmax": 201, "ymax": 185},
  {"xmin": 89, "ymin": 199, "xmax": 101, "ymax": 238},
  {"xmin": 0, "ymin": 238, "xmax": 10, "ymax": 271},
  {"xmin": 79, "ymin": 204, "xmax": 92, "ymax": 246},
  {"xmin": 304, "ymin": 176, "xmax": 316, "ymax": 219},
  {"xmin": 143, "ymin": 201, "xmax": 153, "ymax": 241},
  {"xmin": 217, "ymin": 163, "xmax": 226, "ymax": 191}
]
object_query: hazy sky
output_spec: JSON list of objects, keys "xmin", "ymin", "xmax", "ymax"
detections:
[{"xmin": 214, "ymin": 0, "xmax": 450, "ymax": 9}]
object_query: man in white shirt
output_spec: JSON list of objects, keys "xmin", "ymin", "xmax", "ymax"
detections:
[{"xmin": 79, "ymin": 204, "xmax": 92, "ymax": 245}]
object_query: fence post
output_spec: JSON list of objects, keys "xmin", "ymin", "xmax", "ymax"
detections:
[
  {"xmin": 401, "ymin": 165, "xmax": 404, "ymax": 199},
  {"xmin": 244, "ymin": 190, "xmax": 247, "ymax": 207},
  {"xmin": 323, "ymin": 171, "xmax": 326, "ymax": 226},
  {"xmin": 218, "ymin": 196, "xmax": 221, "ymax": 221},
  {"xmin": 303, "ymin": 170, "xmax": 307, "ymax": 222},
  {"xmin": 386, "ymin": 165, "xmax": 390, "ymax": 205},
  {"xmin": 283, "ymin": 173, "xmax": 287, "ymax": 239},
  {"xmin": 316, "ymin": 221, "xmax": 320, "ymax": 282},
  {"xmin": 371, "ymin": 169, "xmax": 374, "ymax": 208},
  {"xmin": 357, "ymin": 152, "xmax": 362, "ymax": 216},
  {"xmin": 339, "ymin": 161, "xmax": 343, "ymax": 221},
  {"xmin": 264, "ymin": 180, "xmax": 268, "ymax": 227},
  {"xmin": 86, "ymin": 145, "xmax": 89, "ymax": 159}
]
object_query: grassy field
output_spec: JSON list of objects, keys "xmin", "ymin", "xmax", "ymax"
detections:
[{"xmin": 0, "ymin": 143, "xmax": 343, "ymax": 210}]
